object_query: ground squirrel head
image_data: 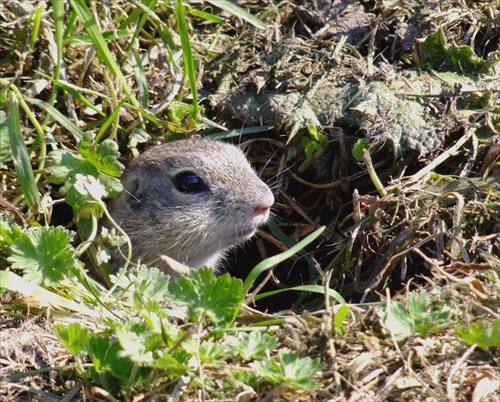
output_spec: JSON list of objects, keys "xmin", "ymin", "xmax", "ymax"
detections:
[{"xmin": 108, "ymin": 138, "xmax": 274, "ymax": 274}]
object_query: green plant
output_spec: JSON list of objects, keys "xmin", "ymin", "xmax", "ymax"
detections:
[
  {"xmin": 8, "ymin": 225, "xmax": 79, "ymax": 286},
  {"xmin": 251, "ymin": 349, "xmax": 325, "ymax": 391},
  {"xmin": 2, "ymin": 222, "xmax": 325, "ymax": 398},
  {"xmin": 416, "ymin": 27, "xmax": 498, "ymax": 73},
  {"xmin": 457, "ymin": 319, "xmax": 500, "ymax": 349},
  {"xmin": 352, "ymin": 137, "xmax": 370, "ymax": 162},
  {"xmin": 49, "ymin": 265, "xmax": 326, "ymax": 397},
  {"xmin": 298, "ymin": 124, "xmax": 328, "ymax": 172},
  {"xmin": 378, "ymin": 290, "xmax": 456, "ymax": 342}
]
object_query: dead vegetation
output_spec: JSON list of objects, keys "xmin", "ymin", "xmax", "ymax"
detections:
[{"xmin": 1, "ymin": 0, "xmax": 499, "ymax": 400}]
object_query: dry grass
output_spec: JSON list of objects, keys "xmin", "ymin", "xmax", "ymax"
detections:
[{"xmin": 1, "ymin": 0, "xmax": 499, "ymax": 400}]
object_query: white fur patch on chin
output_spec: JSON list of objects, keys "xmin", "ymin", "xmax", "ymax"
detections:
[{"xmin": 196, "ymin": 251, "xmax": 225, "ymax": 273}]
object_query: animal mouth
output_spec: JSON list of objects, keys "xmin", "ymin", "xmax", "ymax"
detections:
[{"xmin": 235, "ymin": 226, "xmax": 257, "ymax": 240}]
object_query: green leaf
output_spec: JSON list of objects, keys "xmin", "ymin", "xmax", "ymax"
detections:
[
  {"xmin": 280, "ymin": 350, "xmax": 324, "ymax": 391},
  {"xmin": 8, "ymin": 95, "xmax": 41, "ymax": 213},
  {"xmin": 417, "ymin": 27, "xmax": 497, "ymax": 73},
  {"xmin": 65, "ymin": 173, "xmax": 121, "ymax": 215},
  {"xmin": 232, "ymin": 370, "xmax": 260, "ymax": 388},
  {"xmin": 252, "ymin": 356, "xmax": 282, "ymax": 383},
  {"xmin": 49, "ymin": 148, "xmax": 122, "ymax": 214},
  {"xmin": 379, "ymin": 301, "xmax": 415, "ymax": 342},
  {"xmin": 252, "ymin": 349, "xmax": 325, "ymax": 391},
  {"xmin": 301, "ymin": 136, "xmax": 320, "ymax": 159},
  {"xmin": 127, "ymin": 128, "xmax": 151, "ymax": 155},
  {"xmin": 205, "ymin": 0, "xmax": 269, "ymax": 31},
  {"xmin": 153, "ymin": 349, "xmax": 190, "ymax": 374},
  {"xmin": 418, "ymin": 26, "xmax": 447, "ymax": 63},
  {"xmin": 352, "ymin": 138, "xmax": 369, "ymax": 162},
  {"xmin": 0, "ymin": 218, "xmax": 21, "ymax": 248},
  {"xmin": 8, "ymin": 226, "xmax": 77, "ymax": 286},
  {"xmin": 306, "ymin": 124, "xmax": 321, "ymax": 142},
  {"xmin": 457, "ymin": 319, "xmax": 500, "ymax": 349},
  {"xmin": 64, "ymin": 174, "xmax": 106, "ymax": 216},
  {"xmin": 87, "ymin": 334, "xmax": 140, "ymax": 389},
  {"xmin": 175, "ymin": 0, "xmax": 198, "ymax": 118},
  {"xmin": 78, "ymin": 133, "xmax": 122, "ymax": 177},
  {"xmin": 334, "ymin": 304, "xmax": 350, "ymax": 334},
  {"xmin": 407, "ymin": 291, "xmax": 430, "ymax": 319},
  {"xmin": 233, "ymin": 331, "xmax": 279, "ymax": 361},
  {"xmin": 167, "ymin": 100, "xmax": 195, "ymax": 125},
  {"xmin": 300, "ymin": 125, "xmax": 327, "ymax": 159},
  {"xmin": 183, "ymin": 339, "xmax": 226, "ymax": 366},
  {"xmin": 133, "ymin": 298, "xmax": 181, "ymax": 348},
  {"xmin": 379, "ymin": 290, "xmax": 455, "ymax": 342},
  {"xmin": 110, "ymin": 265, "xmax": 171, "ymax": 303},
  {"xmin": 0, "ymin": 110, "xmax": 11, "ymax": 169},
  {"xmin": 115, "ymin": 321, "xmax": 157, "ymax": 366},
  {"xmin": 168, "ymin": 267, "xmax": 244, "ymax": 327},
  {"xmin": 54, "ymin": 322, "xmax": 90, "ymax": 357},
  {"xmin": 243, "ymin": 226, "xmax": 325, "ymax": 294},
  {"xmin": 49, "ymin": 149, "xmax": 99, "ymax": 184},
  {"xmin": 50, "ymin": 133, "xmax": 122, "ymax": 208},
  {"xmin": 97, "ymin": 175, "xmax": 123, "ymax": 198}
]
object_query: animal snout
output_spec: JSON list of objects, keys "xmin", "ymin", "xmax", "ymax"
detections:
[
  {"xmin": 255, "ymin": 204, "xmax": 271, "ymax": 215},
  {"xmin": 254, "ymin": 192, "xmax": 274, "ymax": 216},
  {"xmin": 255, "ymin": 188, "xmax": 274, "ymax": 216}
]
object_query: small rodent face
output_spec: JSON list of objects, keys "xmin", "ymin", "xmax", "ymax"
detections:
[{"xmin": 108, "ymin": 139, "xmax": 274, "ymax": 273}]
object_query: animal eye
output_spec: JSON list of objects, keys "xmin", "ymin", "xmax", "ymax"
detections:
[{"xmin": 174, "ymin": 171, "xmax": 206, "ymax": 192}]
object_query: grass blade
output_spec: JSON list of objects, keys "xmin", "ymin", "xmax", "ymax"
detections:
[
  {"xmin": 206, "ymin": 0, "xmax": 268, "ymax": 30},
  {"xmin": 52, "ymin": 0, "xmax": 64, "ymax": 66},
  {"xmin": 175, "ymin": 0, "xmax": 198, "ymax": 118},
  {"xmin": 41, "ymin": 0, "xmax": 66, "ymax": 130},
  {"xmin": 243, "ymin": 226, "xmax": 325, "ymax": 294},
  {"xmin": 132, "ymin": 50, "xmax": 150, "ymax": 108},
  {"xmin": 95, "ymin": 98, "xmax": 128, "ymax": 142},
  {"xmin": 69, "ymin": 0, "xmax": 121, "ymax": 77},
  {"xmin": 27, "ymin": 97, "xmax": 86, "ymax": 142},
  {"xmin": 253, "ymin": 284, "xmax": 346, "ymax": 303},
  {"xmin": 0, "ymin": 271, "xmax": 111, "ymax": 319},
  {"xmin": 30, "ymin": 2, "xmax": 44, "ymax": 51},
  {"xmin": 68, "ymin": 0, "xmax": 135, "ymax": 103},
  {"xmin": 207, "ymin": 126, "xmax": 274, "ymax": 140},
  {"xmin": 122, "ymin": 0, "xmax": 159, "ymax": 54},
  {"xmin": 51, "ymin": 79, "xmax": 107, "ymax": 117},
  {"xmin": 187, "ymin": 8, "xmax": 225, "ymax": 24},
  {"xmin": 7, "ymin": 95, "xmax": 41, "ymax": 213}
]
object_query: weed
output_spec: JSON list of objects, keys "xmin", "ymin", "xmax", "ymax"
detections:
[{"xmin": 379, "ymin": 289, "xmax": 456, "ymax": 342}]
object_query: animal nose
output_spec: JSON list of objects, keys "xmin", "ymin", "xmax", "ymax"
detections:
[
  {"xmin": 255, "ymin": 204, "xmax": 271, "ymax": 215},
  {"xmin": 254, "ymin": 187, "xmax": 274, "ymax": 216}
]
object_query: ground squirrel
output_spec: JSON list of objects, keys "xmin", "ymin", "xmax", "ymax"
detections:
[{"xmin": 107, "ymin": 138, "xmax": 274, "ymax": 274}]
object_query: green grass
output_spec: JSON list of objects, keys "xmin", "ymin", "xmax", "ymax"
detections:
[
  {"xmin": 1, "ymin": 0, "xmax": 499, "ymax": 400},
  {"xmin": 2, "ymin": 223, "xmax": 327, "ymax": 399}
]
